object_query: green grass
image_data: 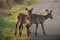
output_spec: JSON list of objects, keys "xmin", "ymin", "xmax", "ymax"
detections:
[{"xmin": 0, "ymin": 4, "xmax": 33, "ymax": 40}]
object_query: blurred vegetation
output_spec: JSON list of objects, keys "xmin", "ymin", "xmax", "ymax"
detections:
[
  {"xmin": 0, "ymin": 0, "xmax": 41, "ymax": 40},
  {"xmin": 0, "ymin": 0, "xmax": 41, "ymax": 9}
]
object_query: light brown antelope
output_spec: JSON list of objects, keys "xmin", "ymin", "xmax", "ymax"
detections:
[
  {"xmin": 15, "ymin": 13, "xmax": 27, "ymax": 36},
  {"xmin": 15, "ymin": 8, "xmax": 33, "ymax": 37},
  {"xmin": 27, "ymin": 9, "xmax": 53, "ymax": 36}
]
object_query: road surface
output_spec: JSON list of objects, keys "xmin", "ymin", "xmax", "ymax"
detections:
[{"xmin": 30, "ymin": 0, "xmax": 60, "ymax": 40}]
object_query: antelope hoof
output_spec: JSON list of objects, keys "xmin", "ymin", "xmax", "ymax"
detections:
[
  {"xmin": 19, "ymin": 32, "xmax": 22, "ymax": 37},
  {"xmin": 15, "ymin": 32, "xmax": 17, "ymax": 36},
  {"xmin": 15, "ymin": 33, "xmax": 17, "ymax": 36},
  {"xmin": 35, "ymin": 32, "xmax": 37, "ymax": 36},
  {"xmin": 44, "ymin": 33, "xmax": 46, "ymax": 36},
  {"xmin": 43, "ymin": 32, "xmax": 46, "ymax": 36},
  {"xmin": 27, "ymin": 33, "xmax": 29, "ymax": 37}
]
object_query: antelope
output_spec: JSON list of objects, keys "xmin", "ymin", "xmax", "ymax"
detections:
[
  {"xmin": 27, "ymin": 9, "xmax": 53, "ymax": 36},
  {"xmin": 15, "ymin": 8, "xmax": 33, "ymax": 37}
]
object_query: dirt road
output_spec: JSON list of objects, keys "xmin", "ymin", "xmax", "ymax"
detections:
[{"xmin": 30, "ymin": 0, "xmax": 60, "ymax": 40}]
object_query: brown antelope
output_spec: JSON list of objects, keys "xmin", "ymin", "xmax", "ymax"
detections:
[
  {"xmin": 15, "ymin": 8, "xmax": 33, "ymax": 37},
  {"xmin": 27, "ymin": 9, "xmax": 53, "ymax": 36}
]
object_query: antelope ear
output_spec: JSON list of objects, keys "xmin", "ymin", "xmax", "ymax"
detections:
[
  {"xmin": 49, "ymin": 10, "xmax": 52, "ymax": 14},
  {"xmin": 50, "ymin": 10, "xmax": 52, "ymax": 12},
  {"xmin": 31, "ymin": 8, "xmax": 33, "ymax": 11},
  {"xmin": 25, "ymin": 8, "xmax": 28, "ymax": 10},
  {"xmin": 46, "ymin": 9, "xmax": 48, "ymax": 12}
]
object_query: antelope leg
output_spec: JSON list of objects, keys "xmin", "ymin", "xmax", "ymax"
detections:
[
  {"xmin": 41, "ymin": 23, "xmax": 46, "ymax": 35},
  {"xmin": 35, "ymin": 23, "xmax": 38, "ymax": 36},
  {"xmin": 15, "ymin": 21, "xmax": 19, "ymax": 36}
]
